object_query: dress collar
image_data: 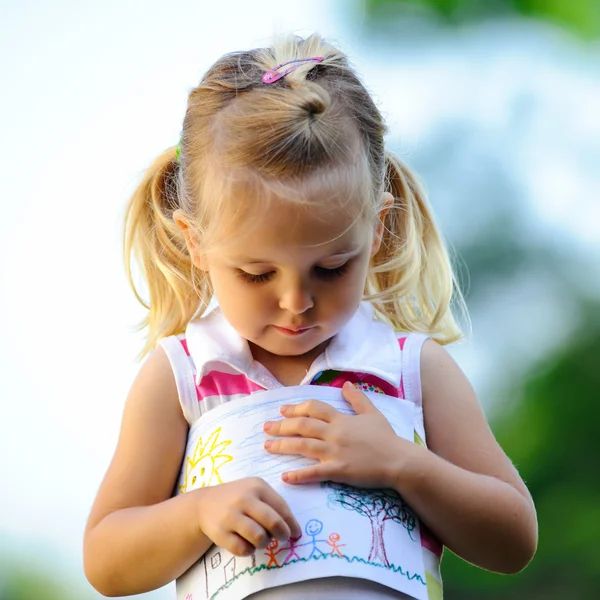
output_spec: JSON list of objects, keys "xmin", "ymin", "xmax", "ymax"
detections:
[{"xmin": 185, "ymin": 302, "xmax": 401, "ymax": 388}]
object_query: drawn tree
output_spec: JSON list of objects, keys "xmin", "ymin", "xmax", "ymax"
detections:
[{"xmin": 322, "ymin": 482, "xmax": 416, "ymax": 567}]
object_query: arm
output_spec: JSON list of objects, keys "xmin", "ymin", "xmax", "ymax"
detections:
[
  {"xmin": 83, "ymin": 347, "xmax": 213, "ymax": 595},
  {"xmin": 388, "ymin": 339, "xmax": 538, "ymax": 573},
  {"xmin": 262, "ymin": 340, "xmax": 537, "ymax": 574},
  {"xmin": 84, "ymin": 347, "xmax": 301, "ymax": 597}
]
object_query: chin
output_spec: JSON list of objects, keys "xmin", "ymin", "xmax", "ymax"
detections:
[
  {"xmin": 260, "ymin": 337, "xmax": 320, "ymax": 357},
  {"xmin": 288, "ymin": 338, "xmax": 332, "ymax": 358}
]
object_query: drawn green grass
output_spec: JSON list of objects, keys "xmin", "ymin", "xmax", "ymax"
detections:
[{"xmin": 209, "ymin": 552, "xmax": 426, "ymax": 599}]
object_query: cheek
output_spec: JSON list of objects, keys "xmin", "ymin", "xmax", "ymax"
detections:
[
  {"xmin": 343, "ymin": 261, "xmax": 371, "ymax": 306},
  {"xmin": 346, "ymin": 258, "xmax": 371, "ymax": 292},
  {"xmin": 214, "ymin": 278, "xmax": 272, "ymax": 318},
  {"xmin": 322, "ymin": 272, "xmax": 366, "ymax": 317}
]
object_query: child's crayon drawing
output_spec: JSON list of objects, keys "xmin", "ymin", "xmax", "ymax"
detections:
[
  {"xmin": 322, "ymin": 482, "xmax": 417, "ymax": 567},
  {"xmin": 175, "ymin": 385, "xmax": 428, "ymax": 600},
  {"xmin": 180, "ymin": 427, "xmax": 233, "ymax": 493}
]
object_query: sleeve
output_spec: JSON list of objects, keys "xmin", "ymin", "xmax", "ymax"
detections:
[
  {"xmin": 159, "ymin": 335, "xmax": 202, "ymax": 425},
  {"xmin": 400, "ymin": 332, "xmax": 430, "ymax": 445}
]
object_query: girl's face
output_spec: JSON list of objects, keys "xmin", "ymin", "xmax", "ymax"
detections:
[{"xmin": 184, "ymin": 193, "xmax": 390, "ymax": 369}]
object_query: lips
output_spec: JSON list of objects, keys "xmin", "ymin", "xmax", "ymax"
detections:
[{"xmin": 273, "ymin": 325, "xmax": 314, "ymax": 335}]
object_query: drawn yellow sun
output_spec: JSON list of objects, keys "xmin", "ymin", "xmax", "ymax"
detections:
[{"xmin": 180, "ymin": 427, "xmax": 233, "ymax": 493}]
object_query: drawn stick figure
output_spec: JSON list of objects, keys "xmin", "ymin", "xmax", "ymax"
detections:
[
  {"xmin": 283, "ymin": 534, "xmax": 303, "ymax": 563},
  {"xmin": 326, "ymin": 532, "xmax": 346, "ymax": 557},
  {"xmin": 264, "ymin": 539, "xmax": 284, "ymax": 567},
  {"xmin": 304, "ymin": 519, "xmax": 327, "ymax": 559}
]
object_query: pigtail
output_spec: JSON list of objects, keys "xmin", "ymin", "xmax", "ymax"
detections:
[
  {"xmin": 366, "ymin": 151, "xmax": 466, "ymax": 344},
  {"xmin": 123, "ymin": 147, "xmax": 211, "ymax": 358}
]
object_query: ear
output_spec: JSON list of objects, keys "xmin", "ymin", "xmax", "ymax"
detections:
[
  {"xmin": 371, "ymin": 192, "xmax": 394, "ymax": 257},
  {"xmin": 173, "ymin": 209, "xmax": 208, "ymax": 270}
]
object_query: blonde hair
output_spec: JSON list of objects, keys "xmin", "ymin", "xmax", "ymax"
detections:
[{"xmin": 124, "ymin": 33, "xmax": 467, "ymax": 357}]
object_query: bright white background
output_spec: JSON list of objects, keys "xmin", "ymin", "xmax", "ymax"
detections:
[{"xmin": 1, "ymin": 1, "xmax": 598, "ymax": 598}]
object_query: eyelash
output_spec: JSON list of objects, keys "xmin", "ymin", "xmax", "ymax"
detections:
[
  {"xmin": 238, "ymin": 263, "xmax": 350, "ymax": 285},
  {"xmin": 238, "ymin": 271, "xmax": 272, "ymax": 284}
]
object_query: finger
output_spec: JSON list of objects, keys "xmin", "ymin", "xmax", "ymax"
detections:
[
  {"xmin": 257, "ymin": 485, "xmax": 302, "ymax": 538},
  {"xmin": 281, "ymin": 399, "xmax": 337, "ymax": 422},
  {"xmin": 342, "ymin": 381, "xmax": 376, "ymax": 415},
  {"xmin": 265, "ymin": 436, "xmax": 328, "ymax": 460},
  {"xmin": 221, "ymin": 532, "xmax": 256, "ymax": 557},
  {"xmin": 234, "ymin": 514, "xmax": 271, "ymax": 549},
  {"xmin": 281, "ymin": 463, "xmax": 332, "ymax": 485},
  {"xmin": 244, "ymin": 501, "xmax": 293, "ymax": 541},
  {"xmin": 264, "ymin": 416, "xmax": 328, "ymax": 439}
]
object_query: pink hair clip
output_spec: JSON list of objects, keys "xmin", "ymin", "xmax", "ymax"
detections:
[{"xmin": 262, "ymin": 56, "xmax": 324, "ymax": 84}]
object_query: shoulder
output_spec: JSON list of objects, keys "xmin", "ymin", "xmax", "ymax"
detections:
[
  {"xmin": 85, "ymin": 346, "xmax": 188, "ymax": 531},
  {"xmin": 129, "ymin": 344, "xmax": 181, "ymax": 402},
  {"xmin": 120, "ymin": 345, "xmax": 188, "ymax": 453},
  {"xmin": 418, "ymin": 338, "xmax": 488, "ymax": 456},
  {"xmin": 419, "ymin": 338, "xmax": 477, "ymax": 409},
  {"xmin": 417, "ymin": 339, "xmax": 503, "ymax": 466},
  {"xmin": 419, "ymin": 338, "xmax": 462, "ymax": 383}
]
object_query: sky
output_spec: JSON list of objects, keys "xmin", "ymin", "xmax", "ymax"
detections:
[{"xmin": 0, "ymin": 1, "xmax": 598, "ymax": 598}]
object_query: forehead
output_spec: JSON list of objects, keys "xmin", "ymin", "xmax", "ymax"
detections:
[
  {"xmin": 235, "ymin": 201, "xmax": 366, "ymax": 258},
  {"xmin": 206, "ymin": 164, "xmax": 374, "ymax": 258}
]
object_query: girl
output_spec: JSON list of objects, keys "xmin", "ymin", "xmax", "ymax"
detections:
[{"xmin": 84, "ymin": 34, "xmax": 537, "ymax": 600}]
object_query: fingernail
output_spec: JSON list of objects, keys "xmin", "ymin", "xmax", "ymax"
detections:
[
  {"xmin": 264, "ymin": 440, "xmax": 272, "ymax": 449},
  {"xmin": 264, "ymin": 422, "xmax": 272, "ymax": 432}
]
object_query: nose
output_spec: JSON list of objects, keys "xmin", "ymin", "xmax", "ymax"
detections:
[{"xmin": 278, "ymin": 278, "xmax": 314, "ymax": 315}]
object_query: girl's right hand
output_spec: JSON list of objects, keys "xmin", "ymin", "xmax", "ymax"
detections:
[{"xmin": 193, "ymin": 477, "xmax": 301, "ymax": 556}]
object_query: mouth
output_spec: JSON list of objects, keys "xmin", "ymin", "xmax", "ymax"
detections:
[{"xmin": 273, "ymin": 325, "xmax": 315, "ymax": 336}]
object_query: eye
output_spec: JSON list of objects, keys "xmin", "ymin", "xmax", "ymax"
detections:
[
  {"xmin": 237, "ymin": 270, "xmax": 274, "ymax": 284},
  {"xmin": 314, "ymin": 262, "xmax": 350, "ymax": 280}
]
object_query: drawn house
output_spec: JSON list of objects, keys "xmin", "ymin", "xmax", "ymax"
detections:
[{"xmin": 201, "ymin": 549, "xmax": 257, "ymax": 599}]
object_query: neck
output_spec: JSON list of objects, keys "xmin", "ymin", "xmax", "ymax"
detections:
[{"xmin": 249, "ymin": 340, "xmax": 330, "ymax": 386}]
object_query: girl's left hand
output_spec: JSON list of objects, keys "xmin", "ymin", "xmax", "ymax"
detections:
[{"xmin": 263, "ymin": 381, "xmax": 416, "ymax": 488}]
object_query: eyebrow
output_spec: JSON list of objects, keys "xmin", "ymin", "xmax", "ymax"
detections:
[{"xmin": 233, "ymin": 248, "xmax": 361, "ymax": 265}]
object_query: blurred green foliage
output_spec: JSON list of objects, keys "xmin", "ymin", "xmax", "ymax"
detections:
[
  {"xmin": 0, "ymin": 564, "xmax": 70, "ymax": 600},
  {"xmin": 363, "ymin": 0, "xmax": 600, "ymax": 38},
  {"xmin": 441, "ymin": 307, "xmax": 600, "ymax": 599}
]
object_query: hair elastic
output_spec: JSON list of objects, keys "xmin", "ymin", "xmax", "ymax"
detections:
[{"xmin": 262, "ymin": 56, "xmax": 324, "ymax": 84}]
